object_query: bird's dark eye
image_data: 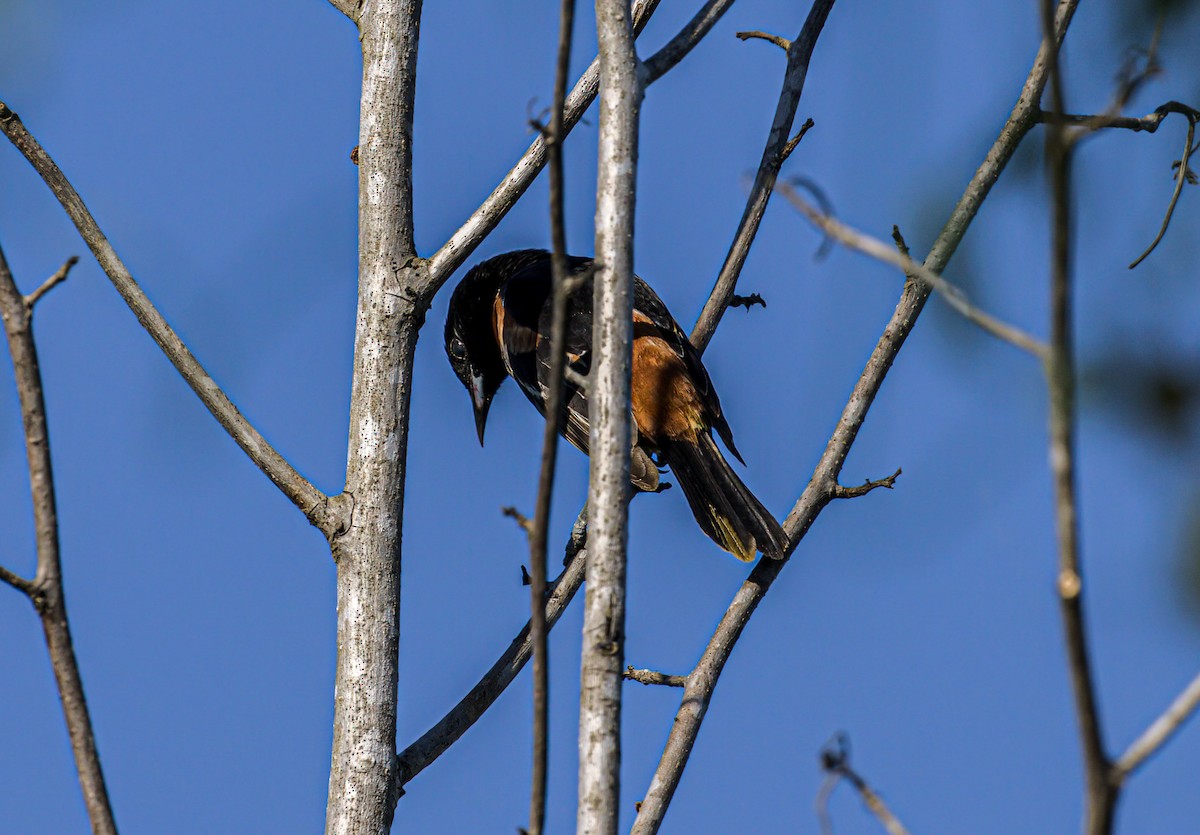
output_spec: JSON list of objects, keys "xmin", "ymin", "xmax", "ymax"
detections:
[{"xmin": 449, "ymin": 338, "xmax": 467, "ymax": 361}]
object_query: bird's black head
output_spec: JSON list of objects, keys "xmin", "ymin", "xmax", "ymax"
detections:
[{"xmin": 444, "ymin": 259, "xmax": 512, "ymax": 445}]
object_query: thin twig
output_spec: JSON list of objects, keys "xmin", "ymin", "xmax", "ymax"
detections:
[
  {"xmin": 0, "ymin": 101, "xmax": 339, "ymax": 537},
  {"xmin": 1113, "ymin": 670, "xmax": 1200, "ymax": 782},
  {"xmin": 818, "ymin": 735, "xmax": 911, "ymax": 835},
  {"xmin": 832, "ymin": 468, "xmax": 901, "ymax": 499},
  {"xmin": 631, "ymin": 3, "xmax": 1081, "ymax": 832},
  {"xmin": 778, "ymin": 183, "xmax": 1050, "ymax": 359},
  {"xmin": 523, "ymin": 0, "xmax": 579, "ymax": 830},
  {"xmin": 0, "ymin": 243, "xmax": 117, "ymax": 834},
  {"xmin": 1040, "ymin": 2, "xmax": 1112, "ymax": 832},
  {"xmin": 691, "ymin": 0, "xmax": 835, "ymax": 353},
  {"xmin": 1040, "ymin": 100, "xmax": 1200, "ymax": 134},
  {"xmin": 502, "ymin": 506, "xmax": 534, "ymax": 534},
  {"xmin": 24, "ymin": 256, "xmax": 77, "ymax": 309},
  {"xmin": 624, "ymin": 667, "xmax": 688, "ymax": 688},
  {"xmin": 0, "ymin": 563, "xmax": 35, "ymax": 595},
  {"xmin": 735, "ymin": 30, "xmax": 791, "ymax": 51},
  {"xmin": 1129, "ymin": 114, "xmax": 1197, "ymax": 269}
]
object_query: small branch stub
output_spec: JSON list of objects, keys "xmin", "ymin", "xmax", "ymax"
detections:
[
  {"xmin": 735, "ymin": 30, "xmax": 791, "ymax": 51},
  {"xmin": 624, "ymin": 666, "xmax": 687, "ymax": 688},
  {"xmin": 833, "ymin": 467, "xmax": 901, "ymax": 499},
  {"xmin": 780, "ymin": 118, "xmax": 815, "ymax": 164},
  {"xmin": 25, "ymin": 256, "xmax": 78, "ymax": 310},
  {"xmin": 728, "ymin": 292, "xmax": 766, "ymax": 311},
  {"xmin": 502, "ymin": 505, "xmax": 534, "ymax": 536}
]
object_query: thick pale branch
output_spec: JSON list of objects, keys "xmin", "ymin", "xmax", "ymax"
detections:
[
  {"xmin": 690, "ymin": 0, "xmax": 835, "ymax": 353},
  {"xmin": 578, "ymin": 0, "xmax": 641, "ymax": 830},
  {"xmin": 1113, "ymin": 670, "xmax": 1200, "ymax": 782},
  {"xmin": 631, "ymin": 3, "xmax": 1080, "ymax": 831},
  {"xmin": 0, "ymin": 101, "xmax": 338, "ymax": 537},
  {"xmin": 779, "ymin": 184, "xmax": 1050, "ymax": 359}
]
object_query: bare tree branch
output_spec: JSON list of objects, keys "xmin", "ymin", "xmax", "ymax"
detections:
[
  {"xmin": 631, "ymin": 3, "xmax": 1081, "ymax": 831},
  {"xmin": 0, "ymin": 563, "xmax": 36, "ymax": 595},
  {"xmin": 690, "ymin": 0, "xmax": 835, "ymax": 353},
  {"xmin": 521, "ymin": 0, "xmax": 581, "ymax": 829},
  {"xmin": 578, "ymin": 1, "xmax": 641, "ymax": 831},
  {"xmin": 1113, "ymin": 670, "xmax": 1200, "ymax": 782},
  {"xmin": 1039, "ymin": 98, "xmax": 1200, "ymax": 271},
  {"xmin": 1039, "ymin": 3, "xmax": 1112, "ymax": 832},
  {"xmin": 0, "ymin": 243, "xmax": 116, "ymax": 835},
  {"xmin": 778, "ymin": 184, "xmax": 1050, "ymax": 359},
  {"xmin": 0, "ymin": 101, "xmax": 340, "ymax": 537},
  {"xmin": 325, "ymin": 1, "xmax": 423, "ymax": 832},
  {"xmin": 24, "ymin": 256, "xmax": 76, "ymax": 309},
  {"xmin": 1129, "ymin": 113, "xmax": 1197, "ymax": 269},
  {"xmin": 832, "ymin": 467, "xmax": 901, "ymax": 499}
]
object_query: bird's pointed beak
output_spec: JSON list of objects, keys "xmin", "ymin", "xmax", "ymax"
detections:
[{"xmin": 470, "ymin": 372, "xmax": 492, "ymax": 445}]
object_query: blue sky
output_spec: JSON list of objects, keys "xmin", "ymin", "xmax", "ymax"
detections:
[{"xmin": 2, "ymin": 1, "xmax": 1199, "ymax": 832}]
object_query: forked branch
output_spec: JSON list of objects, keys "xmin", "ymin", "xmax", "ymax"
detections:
[{"xmin": 0, "ymin": 244, "xmax": 116, "ymax": 835}]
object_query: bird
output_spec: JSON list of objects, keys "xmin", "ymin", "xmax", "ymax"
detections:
[{"xmin": 444, "ymin": 249, "xmax": 788, "ymax": 562}]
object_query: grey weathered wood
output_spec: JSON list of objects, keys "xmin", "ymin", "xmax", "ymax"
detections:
[
  {"xmin": 325, "ymin": 2, "xmax": 424, "ymax": 833},
  {"xmin": 577, "ymin": 2, "xmax": 641, "ymax": 833}
]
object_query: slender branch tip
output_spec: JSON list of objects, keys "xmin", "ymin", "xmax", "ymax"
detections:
[{"xmin": 25, "ymin": 256, "xmax": 78, "ymax": 309}]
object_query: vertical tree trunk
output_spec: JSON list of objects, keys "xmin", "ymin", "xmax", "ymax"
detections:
[
  {"xmin": 577, "ymin": 1, "xmax": 641, "ymax": 832},
  {"xmin": 326, "ymin": 2, "xmax": 424, "ymax": 833}
]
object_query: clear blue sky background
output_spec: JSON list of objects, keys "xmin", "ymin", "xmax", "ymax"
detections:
[{"xmin": 2, "ymin": 1, "xmax": 1199, "ymax": 832}]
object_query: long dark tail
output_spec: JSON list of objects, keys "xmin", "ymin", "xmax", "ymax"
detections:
[{"xmin": 663, "ymin": 433, "xmax": 788, "ymax": 562}]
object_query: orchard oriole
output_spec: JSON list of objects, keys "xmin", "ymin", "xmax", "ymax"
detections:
[{"xmin": 444, "ymin": 249, "xmax": 786, "ymax": 561}]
